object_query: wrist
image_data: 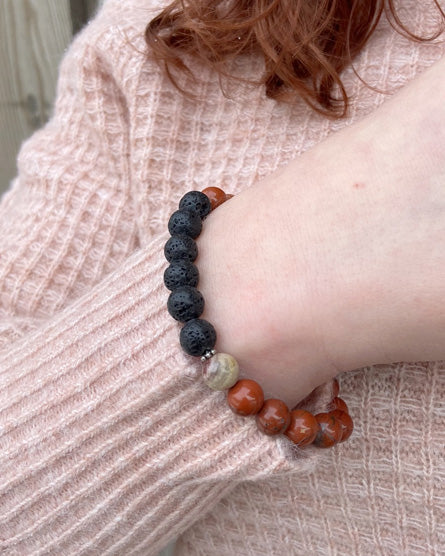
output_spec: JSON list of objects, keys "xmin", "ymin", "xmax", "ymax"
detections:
[
  {"xmin": 196, "ymin": 183, "xmax": 341, "ymax": 409},
  {"xmin": 196, "ymin": 56, "xmax": 445, "ymax": 408}
]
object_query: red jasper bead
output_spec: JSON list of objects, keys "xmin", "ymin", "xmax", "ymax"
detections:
[
  {"xmin": 202, "ymin": 187, "xmax": 227, "ymax": 210},
  {"xmin": 331, "ymin": 409, "xmax": 354, "ymax": 442},
  {"xmin": 284, "ymin": 409, "xmax": 318, "ymax": 446},
  {"xmin": 313, "ymin": 412, "xmax": 343, "ymax": 448},
  {"xmin": 256, "ymin": 399, "xmax": 291, "ymax": 435},
  {"xmin": 227, "ymin": 379, "xmax": 264, "ymax": 416},
  {"xmin": 331, "ymin": 396, "xmax": 349, "ymax": 413}
]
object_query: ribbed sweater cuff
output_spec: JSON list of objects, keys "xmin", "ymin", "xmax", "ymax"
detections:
[{"xmin": 0, "ymin": 230, "xmax": 331, "ymax": 554}]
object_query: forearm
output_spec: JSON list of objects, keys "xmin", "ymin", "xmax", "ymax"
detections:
[{"xmin": 197, "ymin": 56, "xmax": 445, "ymax": 408}]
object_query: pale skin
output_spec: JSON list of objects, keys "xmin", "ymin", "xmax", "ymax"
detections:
[{"xmin": 196, "ymin": 54, "xmax": 445, "ymax": 409}]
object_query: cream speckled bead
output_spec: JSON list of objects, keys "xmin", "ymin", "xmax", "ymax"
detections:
[{"xmin": 202, "ymin": 353, "xmax": 240, "ymax": 391}]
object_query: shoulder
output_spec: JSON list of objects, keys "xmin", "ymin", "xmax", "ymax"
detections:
[{"xmin": 59, "ymin": 0, "xmax": 167, "ymax": 93}]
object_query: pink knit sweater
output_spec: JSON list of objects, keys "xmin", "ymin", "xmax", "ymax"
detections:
[{"xmin": 0, "ymin": 1, "xmax": 443, "ymax": 554}]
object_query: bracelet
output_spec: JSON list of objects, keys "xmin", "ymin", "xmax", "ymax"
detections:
[{"xmin": 164, "ymin": 187, "xmax": 353, "ymax": 448}]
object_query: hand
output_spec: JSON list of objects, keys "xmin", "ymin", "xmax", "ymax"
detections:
[{"xmin": 196, "ymin": 56, "xmax": 445, "ymax": 408}]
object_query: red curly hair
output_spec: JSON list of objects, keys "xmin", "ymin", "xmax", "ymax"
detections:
[{"xmin": 146, "ymin": 0, "xmax": 445, "ymax": 118}]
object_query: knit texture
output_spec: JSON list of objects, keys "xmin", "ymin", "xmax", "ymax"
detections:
[{"xmin": 0, "ymin": 0, "xmax": 444, "ymax": 554}]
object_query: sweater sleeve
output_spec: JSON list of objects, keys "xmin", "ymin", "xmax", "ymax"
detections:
[{"xmin": 0, "ymin": 10, "xmax": 333, "ymax": 556}]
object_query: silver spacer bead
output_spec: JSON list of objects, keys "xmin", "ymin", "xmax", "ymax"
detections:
[{"xmin": 201, "ymin": 349, "xmax": 216, "ymax": 362}]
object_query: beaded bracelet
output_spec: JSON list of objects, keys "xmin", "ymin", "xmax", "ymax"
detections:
[{"xmin": 164, "ymin": 187, "xmax": 353, "ymax": 448}]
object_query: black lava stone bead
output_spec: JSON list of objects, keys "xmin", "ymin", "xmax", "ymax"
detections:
[
  {"xmin": 164, "ymin": 235, "xmax": 198, "ymax": 263},
  {"xmin": 167, "ymin": 286, "xmax": 204, "ymax": 322},
  {"xmin": 179, "ymin": 191, "xmax": 212, "ymax": 219},
  {"xmin": 179, "ymin": 318, "xmax": 217, "ymax": 356},
  {"xmin": 163, "ymin": 260, "xmax": 199, "ymax": 290},
  {"xmin": 168, "ymin": 209, "xmax": 202, "ymax": 239}
]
